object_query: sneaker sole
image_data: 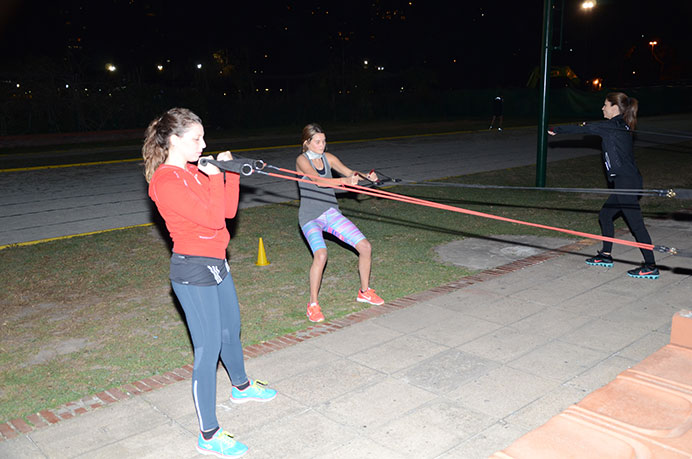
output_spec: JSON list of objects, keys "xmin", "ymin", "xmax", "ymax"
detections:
[
  {"xmin": 196, "ymin": 446, "xmax": 247, "ymax": 458},
  {"xmin": 230, "ymin": 394, "xmax": 277, "ymax": 404},
  {"xmin": 357, "ymin": 297, "xmax": 384, "ymax": 306},
  {"xmin": 627, "ymin": 273, "xmax": 659, "ymax": 279},
  {"xmin": 586, "ymin": 261, "xmax": 613, "ymax": 268},
  {"xmin": 306, "ymin": 314, "xmax": 324, "ymax": 323}
]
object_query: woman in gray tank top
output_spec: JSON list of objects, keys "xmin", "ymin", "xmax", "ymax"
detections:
[{"xmin": 296, "ymin": 123, "xmax": 385, "ymax": 323}]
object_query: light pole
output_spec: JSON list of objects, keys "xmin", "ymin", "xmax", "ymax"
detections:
[
  {"xmin": 536, "ymin": 0, "xmax": 554, "ymax": 187},
  {"xmin": 649, "ymin": 40, "xmax": 663, "ymax": 80},
  {"xmin": 580, "ymin": 1, "xmax": 595, "ymax": 81}
]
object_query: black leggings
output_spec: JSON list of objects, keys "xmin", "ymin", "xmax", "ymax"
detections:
[{"xmin": 599, "ymin": 176, "xmax": 655, "ymax": 265}]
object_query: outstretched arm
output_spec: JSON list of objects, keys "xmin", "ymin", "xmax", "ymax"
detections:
[
  {"xmin": 297, "ymin": 153, "xmax": 357, "ymax": 187},
  {"xmin": 326, "ymin": 153, "xmax": 378, "ymax": 183},
  {"xmin": 549, "ymin": 121, "xmax": 609, "ymax": 137}
]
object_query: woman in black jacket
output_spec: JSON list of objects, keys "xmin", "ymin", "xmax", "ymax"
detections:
[{"xmin": 549, "ymin": 92, "xmax": 658, "ymax": 279}]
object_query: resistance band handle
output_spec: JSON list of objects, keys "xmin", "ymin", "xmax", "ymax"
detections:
[
  {"xmin": 654, "ymin": 245, "xmax": 692, "ymax": 257},
  {"xmin": 360, "ymin": 169, "xmax": 402, "ymax": 188},
  {"xmin": 198, "ymin": 158, "xmax": 260, "ymax": 176}
]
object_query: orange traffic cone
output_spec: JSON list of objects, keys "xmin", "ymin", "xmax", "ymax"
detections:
[{"xmin": 256, "ymin": 237, "xmax": 270, "ymax": 266}]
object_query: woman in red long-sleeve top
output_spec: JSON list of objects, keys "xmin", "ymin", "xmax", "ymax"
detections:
[{"xmin": 143, "ymin": 108, "xmax": 275, "ymax": 458}]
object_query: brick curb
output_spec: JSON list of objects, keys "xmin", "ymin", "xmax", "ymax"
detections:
[{"xmin": 0, "ymin": 237, "xmax": 596, "ymax": 441}]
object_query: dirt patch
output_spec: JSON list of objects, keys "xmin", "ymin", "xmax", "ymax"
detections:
[
  {"xmin": 24, "ymin": 338, "xmax": 91, "ymax": 367},
  {"xmin": 435, "ymin": 235, "xmax": 574, "ymax": 270}
]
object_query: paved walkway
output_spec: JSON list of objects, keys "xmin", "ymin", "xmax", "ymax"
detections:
[{"xmin": 1, "ymin": 214, "xmax": 691, "ymax": 458}]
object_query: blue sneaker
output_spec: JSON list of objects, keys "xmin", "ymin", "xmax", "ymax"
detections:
[
  {"xmin": 197, "ymin": 428, "xmax": 248, "ymax": 458},
  {"xmin": 627, "ymin": 264, "xmax": 659, "ymax": 279},
  {"xmin": 585, "ymin": 251, "xmax": 613, "ymax": 267},
  {"xmin": 230, "ymin": 379, "xmax": 277, "ymax": 404}
]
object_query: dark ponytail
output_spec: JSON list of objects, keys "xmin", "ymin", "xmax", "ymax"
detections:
[{"xmin": 606, "ymin": 92, "xmax": 638, "ymax": 131}]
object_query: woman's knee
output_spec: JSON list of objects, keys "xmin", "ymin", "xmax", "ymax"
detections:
[
  {"xmin": 598, "ymin": 207, "xmax": 614, "ymax": 222},
  {"xmin": 356, "ymin": 239, "xmax": 371, "ymax": 256},
  {"xmin": 313, "ymin": 248, "xmax": 328, "ymax": 265}
]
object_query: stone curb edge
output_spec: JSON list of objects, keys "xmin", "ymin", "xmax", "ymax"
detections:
[{"xmin": 0, "ymin": 237, "xmax": 596, "ymax": 441}]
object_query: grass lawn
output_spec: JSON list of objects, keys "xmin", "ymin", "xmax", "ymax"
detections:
[{"xmin": 1, "ymin": 140, "xmax": 690, "ymax": 425}]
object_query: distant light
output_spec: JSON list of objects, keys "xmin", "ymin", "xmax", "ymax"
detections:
[
  {"xmin": 157, "ymin": 65, "xmax": 163, "ymax": 71},
  {"xmin": 363, "ymin": 60, "xmax": 368, "ymax": 65},
  {"xmin": 581, "ymin": 1, "xmax": 595, "ymax": 10},
  {"xmin": 106, "ymin": 63, "xmax": 116, "ymax": 72},
  {"xmin": 65, "ymin": 84, "xmax": 69, "ymax": 88},
  {"xmin": 196, "ymin": 63, "xmax": 202, "ymax": 69},
  {"xmin": 265, "ymin": 88, "xmax": 269, "ymax": 92},
  {"xmin": 16, "ymin": 83, "xmax": 20, "ymax": 88},
  {"xmin": 648, "ymin": 41, "xmax": 658, "ymax": 46},
  {"xmin": 377, "ymin": 66, "xmax": 384, "ymax": 71},
  {"xmin": 632, "ymin": 71, "xmax": 636, "ymax": 74}
]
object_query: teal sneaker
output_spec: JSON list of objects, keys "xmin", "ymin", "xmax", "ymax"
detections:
[
  {"xmin": 230, "ymin": 379, "xmax": 277, "ymax": 404},
  {"xmin": 585, "ymin": 251, "xmax": 613, "ymax": 267},
  {"xmin": 627, "ymin": 264, "xmax": 660, "ymax": 279},
  {"xmin": 197, "ymin": 428, "xmax": 248, "ymax": 458}
]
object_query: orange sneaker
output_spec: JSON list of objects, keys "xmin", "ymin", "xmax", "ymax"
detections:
[
  {"xmin": 306, "ymin": 302, "xmax": 325, "ymax": 322},
  {"xmin": 357, "ymin": 288, "xmax": 384, "ymax": 305}
]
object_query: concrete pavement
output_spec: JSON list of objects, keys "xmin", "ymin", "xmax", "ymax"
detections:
[{"xmin": 1, "ymin": 214, "xmax": 691, "ymax": 458}]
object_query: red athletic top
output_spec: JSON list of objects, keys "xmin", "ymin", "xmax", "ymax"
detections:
[{"xmin": 149, "ymin": 164, "xmax": 240, "ymax": 259}]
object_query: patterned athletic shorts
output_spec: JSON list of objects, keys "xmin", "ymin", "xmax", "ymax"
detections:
[{"xmin": 301, "ymin": 207, "xmax": 366, "ymax": 253}]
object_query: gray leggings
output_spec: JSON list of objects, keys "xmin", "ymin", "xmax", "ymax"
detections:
[{"xmin": 172, "ymin": 275, "xmax": 248, "ymax": 432}]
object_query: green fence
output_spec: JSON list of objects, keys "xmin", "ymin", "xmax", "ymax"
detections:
[{"xmin": 1, "ymin": 85, "xmax": 690, "ymax": 136}]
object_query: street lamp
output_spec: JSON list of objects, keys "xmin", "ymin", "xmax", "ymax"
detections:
[
  {"xmin": 648, "ymin": 40, "xmax": 663, "ymax": 80},
  {"xmin": 580, "ymin": 1, "xmax": 596, "ymax": 80}
]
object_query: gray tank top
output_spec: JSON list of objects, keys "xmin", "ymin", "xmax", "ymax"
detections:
[{"xmin": 298, "ymin": 153, "xmax": 340, "ymax": 227}]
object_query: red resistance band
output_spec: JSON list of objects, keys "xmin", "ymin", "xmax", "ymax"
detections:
[{"xmin": 266, "ymin": 166, "xmax": 656, "ymax": 253}]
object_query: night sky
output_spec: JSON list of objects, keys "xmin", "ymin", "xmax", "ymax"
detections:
[{"xmin": 2, "ymin": 0, "xmax": 690, "ymax": 88}]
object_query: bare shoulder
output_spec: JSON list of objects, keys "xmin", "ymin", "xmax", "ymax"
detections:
[
  {"xmin": 324, "ymin": 152, "xmax": 341, "ymax": 164},
  {"xmin": 296, "ymin": 153, "xmax": 309, "ymax": 164}
]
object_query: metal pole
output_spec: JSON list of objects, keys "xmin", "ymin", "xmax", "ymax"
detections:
[{"xmin": 536, "ymin": 0, "xmax": 554, "ymax": 187}]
